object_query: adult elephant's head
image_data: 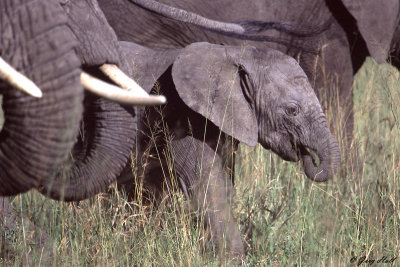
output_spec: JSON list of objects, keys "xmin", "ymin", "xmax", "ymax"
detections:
[{"xmin": 128, "ymin": 42, "xmax": 341, "ymax": 181}]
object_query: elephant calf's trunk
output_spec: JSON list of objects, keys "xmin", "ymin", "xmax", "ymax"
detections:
[{"xmin": 301, "ymin": 131, "xmax": 341, "ymax": 182}]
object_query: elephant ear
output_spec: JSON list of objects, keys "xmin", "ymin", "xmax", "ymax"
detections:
[
  {"xmin": 341, "ymin": 0, "xmax": 399, "ymax": 63},
  {"xmin": 120, "ymin": 41, "xmax": 181, "ymax": 92},
  {"xmin": 171, "ymin": 42, "xmax": 258, "ymax": 146}
]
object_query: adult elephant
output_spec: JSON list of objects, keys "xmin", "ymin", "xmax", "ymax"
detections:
[
  {"xmin": 0, "ymin": 0, "xmax": 83, "ymax": 195},
  {"xmin": 37, "ymin": 0, "xmax": 166, "ymax": 201},
  {"xmin": 117, "ymin": 41, "xmax": 341, "ymax": 260},
  {"xmin": 99, "ymin": 0, "xmax": 399, "ymax": 150},
  {"xmin": 0, "ymin": 0, "xmax": 164, "ymax": 198}
]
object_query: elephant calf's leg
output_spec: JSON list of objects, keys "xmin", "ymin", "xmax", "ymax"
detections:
[{"xmin": 171, "ymin": 136, "xmax": 244, "ymax": 261}]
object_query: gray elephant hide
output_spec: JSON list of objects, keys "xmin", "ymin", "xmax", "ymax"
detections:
[{"xmin": 120, "ymin": 41, "xmax": 181, "ymax": 93}]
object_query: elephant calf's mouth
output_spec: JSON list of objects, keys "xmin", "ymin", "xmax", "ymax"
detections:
[
  {"xmin": 300, "ymin": 146, "xmax": 320, "ymax": 167},
  {"xmin": 289, "ymin": 143, "xmax": 320, "ymax": 167}
]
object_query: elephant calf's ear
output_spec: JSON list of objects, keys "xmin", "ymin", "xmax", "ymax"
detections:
[{"xmin": 171, "ymin": 42, "xmax": 258, "ymax": 146}]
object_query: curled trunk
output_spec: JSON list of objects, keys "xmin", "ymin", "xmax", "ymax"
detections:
[
  {"xmin": 39, "ymin": 94, "xmax": 137, "ymax": 201},
  {"xmin": 301, "ymin": 128, "xmax": 341, "ymax": 182}
]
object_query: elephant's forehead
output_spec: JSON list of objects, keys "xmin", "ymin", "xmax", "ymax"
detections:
[
  {"xmin": 265, "ymin": 62, "xmax": 318, "ymax": 102},
  {"xmin": 272, "ymin": 59, "xmax": 306, "ymax": 82},
  {"xmin": 269, "ymin": 64, "xmax": 310, "ymax": 89}
]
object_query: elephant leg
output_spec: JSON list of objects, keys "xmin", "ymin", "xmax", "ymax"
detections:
[
  {"xmin": 218, "ymin": 137, "xmax": 239, "ymax": 186},
  {"xmin": 171, "ymin": 136, "xmax": 244, "ymax": 262}
]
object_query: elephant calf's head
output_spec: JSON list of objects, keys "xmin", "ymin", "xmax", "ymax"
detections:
[
  {"xmin": 171, "ymin": 42, "xmax": 341, "ymax": 182},
  {"xmin": 250, "ymin": 50, "xmax": 341, "ymax": 181}
]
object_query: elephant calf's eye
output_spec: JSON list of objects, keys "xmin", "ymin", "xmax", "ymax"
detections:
[{"xmin": 285, "ymin": 105, "xmax": 299, "ymax": 116}]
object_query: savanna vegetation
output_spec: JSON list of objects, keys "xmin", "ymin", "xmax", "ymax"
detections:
[{"xmin": 1, "ymin": 58, "xmax": 399, "ymax": 266}]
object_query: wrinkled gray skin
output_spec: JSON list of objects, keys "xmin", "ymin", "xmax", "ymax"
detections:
[
  {"xmin": 0, "ymin": 0, "xmax": 83, "ymax": 196},
  {"xmin": 118, "ymin": 41, "xmax": 341, "ymax": 260},
  {"xmin": 0, "ymin": 0, "xmax": 82, "ymax": 262},
  {"xmin": 1, "ymin": 0, "xmax": 138, "ymax": 200},
  {"xmin": 37, "ymin": 0, "xmax": 138, "ymax": 201},
  {"xmin": 0, "ymin": 0, "xmax": 138, "ymax": 263},
  {"xmin": 338, "ymin": 0, "xmax": 399, "ymax": 71},
  {"xmin": 99, "ymin": 0, "xmax": 400, "ymax": 149}
]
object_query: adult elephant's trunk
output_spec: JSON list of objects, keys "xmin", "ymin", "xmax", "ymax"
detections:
[
  {"xmin": 301, "ymin": 128, "xmax": 341, "ymax": 182},
  {"xmin": 0, "ymin": 0, "xmax": 83, "ymax": 195},
  {"xmin": 39, "ymin": 93, "xmax": 137, "ymax": 201}
]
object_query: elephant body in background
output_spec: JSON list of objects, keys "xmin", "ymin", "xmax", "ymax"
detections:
[
  {"xmin": 117, "ymin": 41, "xmax": 341, "ymax": 260},
  {"xmin": 338, "ymin": 0, "xmax": 399, "ymax": 72},
  {"xmin": 99, "ymin": 0, "xmax": 400, "ymax": 148},
  {"xmin": 99, "ymin": 0, "xmax": 355, "ymax": 145}
]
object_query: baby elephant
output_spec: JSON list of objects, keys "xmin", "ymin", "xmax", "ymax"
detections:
[{"xmin": 119, "ymin": 42, "xmax": 341, "ymax": 261}]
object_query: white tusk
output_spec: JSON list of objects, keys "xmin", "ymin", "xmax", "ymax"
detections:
[
  {"xmin": 0, "ymin": 57, "xmax": 43, "ymax": 98},
  {"xmin": 80, "ymin": 72, "xmax": 166, "ymax": 105},
  {"xmin": 99, "ymin": 64, "xmax": 149, "ymax": 97}
]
